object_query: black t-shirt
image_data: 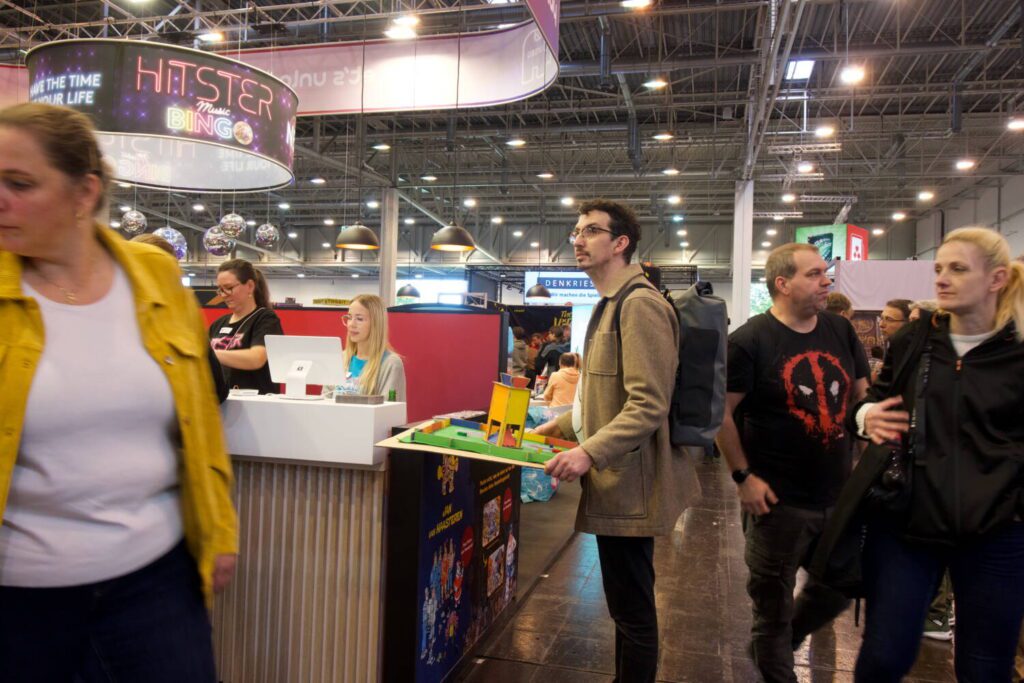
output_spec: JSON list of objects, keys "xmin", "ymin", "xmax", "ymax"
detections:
[
  {"xmin": 727, "ymin": 311, "xmax": 869, "ymax": 508},
  {"xmin": 209, "ymin": 308, "xmax": 284, "ymax": 395}
]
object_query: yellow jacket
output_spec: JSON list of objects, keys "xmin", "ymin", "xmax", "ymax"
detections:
[{"xmin": 0, "ymin": 226, "xmax": 238, "ymax": 606}]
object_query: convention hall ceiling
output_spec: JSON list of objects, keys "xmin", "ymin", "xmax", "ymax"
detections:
[{"xmin": 2, "ymin": 0, "xmax": 1022, "ymax": 282}]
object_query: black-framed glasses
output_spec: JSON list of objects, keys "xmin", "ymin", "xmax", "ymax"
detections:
[
  {"xmin": 568, "ymin": 225, "xmax": 616, "ymax": 244},
  {"xmin": 216, "ymin": 282, "xmax": 241, "ymax": 297}
]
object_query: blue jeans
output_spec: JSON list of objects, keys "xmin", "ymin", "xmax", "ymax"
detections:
[
  {"xmin": 856, "ymin": 523, "xmax": 1024, "ymax": 682},
  {"xmin": 0, "ymin": 539, "xmax": 216, "ymax": 683}
]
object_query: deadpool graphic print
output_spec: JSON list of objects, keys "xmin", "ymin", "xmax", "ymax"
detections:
[{"xmin": 780, "ymin": 351, "xmax": 851, "ymax": 445}]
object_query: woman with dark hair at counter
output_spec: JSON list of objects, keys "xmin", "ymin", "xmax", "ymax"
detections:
[
  {"xmin": 0, "ymin": 102, "xmax": 237, "ymax": 681},
  {"xmin": 209, "ymin": 258, "xmax": 283, "ymax": 394}
]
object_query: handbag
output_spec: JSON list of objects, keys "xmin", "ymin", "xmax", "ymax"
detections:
[{"xmin": 863, "ymin": 345, "xmax": 932, "ymax": 518}]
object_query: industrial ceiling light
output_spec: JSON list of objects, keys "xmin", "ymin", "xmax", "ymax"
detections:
[
  {"xmin": 421, "ymin": 175, "xmax": 438, "ymax": 182},
  {"xmin": 643, "ymin": 77, "xmax": 668, "ymax": 89},
  {"xmin": 766, "ymin": 228, "xmax": 778, "ymax": 236},
  {"xmin": 781, "ymin": 193, "xmax": 797, "ymax": 203},
  {"xmin": 512, "ymin": 230, "xmax": 523, "ymax": 237},
  {"xmin": 310, "ymin": 176, "xmax": 326, "ymax": 185},
  {"xmin": 278, "ymin": 202, "xmax": 290, "ymax": 210},
  {"xmin": 287, "ymin": 231, "xmax": 298, "ymax": 239},
  {"xmin": 537, "ymin": 172, "xmax": 554, "ymax": 179},
  {"xmin": 814, "ymin": 124, "xmax": 836, "ymax": 138},
  {"xmin": 955, "ymin": 158, "xmax": 976, "ymax": 171},
  {"xmin": 667, "ymin": 195, "xmax": 682, "ymax": 205},
  {"xmin": 917, "ymin": 190, "xmax": 935, "ymax": 201},
  {"xmin": 662, "ymin": 167, "xmax": 680, "ymax": 176},
  {"xmin": 372, "ymin": 143, "xmax": 391, "ymax": 151},
  {"xmin": 560, "ymin": 196, "xmax": 574, "ymax": 206},
  {"xmin": 323, "ymin": 218, "xmax": 335, "ymax": 225},
  {"xmin": 321, "ymin": 242, "xmax": 331, "ymax": 248},
  {"xmin": 384, "ymin": 17, "xmax": 418, "ymax": 40},
  {"xmin": 526, "ymin": 283, "xmax": 552, "ymax": 298},
  {"xmin": 872, "ymin": 228, "xmax": 885, "ymax": 236},
  {"xmin": 680, "ymin": 241, "xmax": 690, "ymax": 248},
  {"xmin": 796, "ymin": 160, "xmax": 815, "ymax": 174},
  {"xmin": 367, "ymin": 199, "xmax": 380, "ymax": 209},
  {"xmin": 676, "ymin": 229, "xmax": 687, "ymax": 236},
  {"xmin": 840, "ymin": 64, "xmax": 865, "ymax": 85},
  {"xmin": 1008, "ymin": 118, "xmax": 1024, "ymax": 131},
  {"xmin": 491, "ymin": 216, "xmax": 503, "ymax": 224},
  {"xmin": 191, "ymin": 203, "xmax": 205, "ymax": 212},
  {"xmin": 404, "ymin": 217, "xmax": 416, "ymax": 225},
  {"xmin": 761, "ymin": 241, "xmax": 772, "ymax": 248},
  {"xmin": 431, "ymin": 224, "xmax": 476, "ymax": 252},
  {"xmin": 652, "ymin": 132, "xmax": 674, "ymax": 141},
  {"xmin": 197, "ymin": 31, "xmax": 225, "ymax": 43},
  {"xmin": 505, "ymin": 138, "xmax": 526, "ymax": 147},
  {"xmin": 463, "ymin": 198, "xmax": 477, "ymax": 207},
  {"xmin": 892, "ymin": 211, "xmax": 906, "ymax": 221},
  {"xmin": 297, "ymin": 273, "xmax": 305, "ymax": 278},
  {"xmin": 672, "ymin": 214, "xmax": 684, "ymax": 223},
  {"xmin": 773, "ymin": 215, "xmax": 784, "ymax": 222},
  {"xmin": 620, "ymin": 0, "xmax": 652, "ymax": 9},
  {"xmin": 397, "ymin": 283, "xmax": 421, "ymax": 298},
  {"xmin": 335, "ymin": 222, "xmax": 380, "ymax": 250}
]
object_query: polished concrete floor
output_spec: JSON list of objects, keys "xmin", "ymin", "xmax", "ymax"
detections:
[{"xmin": 458, "ymin": 458, "xmax": 956, "ymax": 682}]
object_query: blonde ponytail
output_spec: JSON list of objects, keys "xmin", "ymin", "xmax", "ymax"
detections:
[{"xmin": 1000, "ymin": 260, "xmax": 1024, "ymax": 342}]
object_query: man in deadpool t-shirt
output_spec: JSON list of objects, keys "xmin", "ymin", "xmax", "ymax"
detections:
[{"xmin": 717, "ymin": 243, "xmax": 869, "ymax": 683}]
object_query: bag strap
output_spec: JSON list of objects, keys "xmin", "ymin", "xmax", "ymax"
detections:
[{"xmin": 583, "ymin": 280, "xmax": 652, "ymax": 378}]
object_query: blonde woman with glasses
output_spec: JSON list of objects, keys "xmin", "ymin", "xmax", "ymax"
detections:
[{"xmin": 341, "ymin": 294, "xmax": 406, "ymax": 400}]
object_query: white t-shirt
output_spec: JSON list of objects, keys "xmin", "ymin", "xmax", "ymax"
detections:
[{"xmin": 0, "ymin": 266, "xmax": 182, "ymax": 586}]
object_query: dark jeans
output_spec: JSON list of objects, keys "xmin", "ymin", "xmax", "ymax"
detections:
[
  {"xmin": 0, "ymin": 539, "xmax": 216, "ymax": 683},
  {"xmin": 856, "ymin": 522, "xmax": 1024, "ymax": 683},
  {"xmin": 596, "ymin": 535, "xmax": 658, "ymax": 683},
  {"xmin": 743, "ymin": 504, "xmax": 851, "ymax": 683}
]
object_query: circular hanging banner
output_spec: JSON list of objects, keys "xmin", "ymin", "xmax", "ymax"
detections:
[{"xmin": 26, "ymin": 39, "xmax": 297, "ymax": 192}]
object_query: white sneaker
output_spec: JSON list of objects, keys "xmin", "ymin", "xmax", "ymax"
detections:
[{"xmin": 923, "ymin": 617, "xmax": 953, "ymax": 641}]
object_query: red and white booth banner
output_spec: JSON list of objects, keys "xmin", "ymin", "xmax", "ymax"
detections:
[
  {"xmin": 239, "ymin": 22, "xmax": 557, "ymax": 115},
  {"xmin": 0, "ymin": 5, "xmax": 559, "ymax": 116}
]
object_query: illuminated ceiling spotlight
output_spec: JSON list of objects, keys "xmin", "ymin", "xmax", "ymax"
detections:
[
  {"xmin": 796, "ymin": 160, "xmax": 815, "ymax": 174},
  {"xmin": 246, "ymin": 219, "xmax": 257, "ymax": 226},
  {"xmin": 766, "ymin": 228, "xmax": 778, "ymax": 236},
  {"xmin": 560, "ymin": 196, "xmax": 575, "ymax": 206},
  {"xmin": 404, "ymin": 217, "xmax": 416, "ymax": 225},
  {"xmin": 840, "ymin": 64, "xmax": 866, "ymax": 85},
  {"xmin": 512, "ymin": 230, "xmax": 523, "ymax": 237},
  {"xmin": 491, "ymin": 216, "xmax": 504, "ymax": 224},
  {"xmin": 652, "ymin": 132, "xmax": 674, "ymax": 141},
  {"xmin": 955, "ymin": 158, "xmax": 976, "ymax": 171},
  {"xmin": 529, "ymin": 241, "xmax": 540, "ymax": 248},
  {"xmin": 372, "ymin": 143, "xmax": 391, "ymax": 151},
  {"xmin": 321, "ymin": 242, "xmax": 331, "ymax": 248},
  {"xmin": 679, "ymin": 241, "xmax": 690, "ymax": 248},
  {"xmin": 505, "ymin": 138, "xmax": 526, "ymax": 148},
  {"xmin": 662, "ymin": 167, "xmax": 680, "ymax": 176},
  {"xmin": 781, "ymin": 193, "xmax": 797, "ymax": 203},
  {"xmin": 367, "ymin": 199, "xmax": 380, "ymax": 209},
  {"xmin": 191, "ymin": 203, "xmax": 205, "ymax": 212},
  {"xmin": 278, "ymin": 202, "xmax": 291, "ymax": 210},
  {"xmin": 116, "ymin": 181, "xmax": 132, "ymax": 189},
  {"xmin": 1008, "ymin": 117, "xmax": 1024, "ymax": 131},
  {"xmin": 892, "ymin": 211, "xmax": 906, "ymax": 221},
  {"xmin": 323, "ymin": 218, "xmax": 335, "ymax": 226},
  {"xmin": 813, "ymin": 124, "xmax": 836, "ymax": 138},
  {"xmin": 310, "ymin": 176, "xmax": 326, "ymax": 185},
  {"xmin": 761, "ymin": 241, "xmax": 772, "ymax": 248},
  {"xmin": 120, "ymin": 204, "xmax": 132, "ymax": 212},
  {"xmin": 420, "ymin": 174, "xmax": 438, "ymax": 182},
  {"xmin": 536, "ymin": 172, "xmax": 554, "ymax": 179},
  {"xmin": 643, "ymin": 77, "xmax": 668, "ymax": 89},
  {"xmin": 385, "ymin": 15, "xmax": 418, "ymax": 40},
  {"xmin": 620, "ymin": 0, "xmax": 652, "ymax": 9},
  {"xmin": 287, "ymin": 231, "xmax": 298, "ymax": 239},
  {"xmin": 872, "ymin": 228, "xmax": 885, "ymax": 236},
  {"xmin": 110, "ymin": 220, "xmax": 121, "ymax": 228},
  {"xmin": 666, "ymin": 194, "xmax": 682, "ymax": 205},
  {"xmin": 197, "ymin": 31, "xmax": 225, "ymax": 43},
  {"xmin": 672, "ymin": 215, "xmax": 684, "ymax": 223},
  {"xmin": 917, "ymin": 190, "xmax": 935, "ymax": 201},
  {"xmin": 676, "ymin": 229, "xmax": 687, "ymax": 236},
  {"xmin": 773, "ymin": 216, "xmax": 784, "ymax": 222},
  {"xmin": 463, "ymin": 198, "xmax": 477, "ymax": 208}
]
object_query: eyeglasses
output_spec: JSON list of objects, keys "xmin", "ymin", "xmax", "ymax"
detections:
[
  {"xmin": 568, "ymin": 225, "xmax": 617, "ymax": 244},
  {"xmin": 342, "ymin": 314, "xmax": 369, "ymax": 324},
  {"xmin": 216, "ymin": 283, "xmax": 241, "ymax": 296},
  {"xmin": 879, "ymin": 315, "xmax": 905, "ymax": 324}
]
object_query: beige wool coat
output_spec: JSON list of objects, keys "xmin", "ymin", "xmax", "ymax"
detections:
[{"xmin": 556, "ymin": 264, "xmax": 700, "ymax": 537}]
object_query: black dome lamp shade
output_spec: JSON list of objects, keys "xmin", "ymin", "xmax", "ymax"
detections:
[
  {"xmin": 430, "ymin": 223, "xmax": 476, "ymax": 252},
  {"xmin": 335, "ymin": 222, "xmax": 380, "ymax": 250},
  {"xmin": 397, "ymin": 283, "xmax": 421, "ymax": 298},
  {"xmin": 526, "ymin": 282, "xmax": 552, "ymax": 298}
]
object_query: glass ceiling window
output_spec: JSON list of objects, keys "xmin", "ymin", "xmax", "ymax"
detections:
[{"xmin": 785, "ymin": 60, "xmax": 815, "ymax": 80}]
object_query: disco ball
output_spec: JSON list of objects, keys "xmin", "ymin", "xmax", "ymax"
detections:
[
  {"xmin": 219, "ymin": 212, "xmax": 246, "ymax": 238},
  {"xmin": 121, "ymin": 210, "xmax": 147, "ymax": 235},
  {"xmin": 203, "ymin": 225, "xmax": 234, "ymax": 257},
  {"xmin": 255, "ymin": 223, "xmax": 280, "ymax": 249},
  {"xmin": 153, "ymin": 226, "xmax": 188, "ymax": 261}
]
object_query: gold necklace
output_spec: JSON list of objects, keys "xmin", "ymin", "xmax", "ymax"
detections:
[{"xmin": 29, "ymin": 264, "xmax": 86, "ymax": 304}]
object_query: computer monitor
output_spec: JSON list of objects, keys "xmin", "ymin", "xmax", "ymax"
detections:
[{"xmin": 265, "ymin": 335, "xmax": 346, "ymax": 400}]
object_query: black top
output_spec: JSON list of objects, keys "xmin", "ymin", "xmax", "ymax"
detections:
[
  {"xmin": 208, "ymin": 308, "xmax": 284, "ymax": 395},
  {"xmin": 535, "ymin": 341, "xmax": 569, "ymax": 377},
  {"xmin": 728, "ymin": 310, "xmax": 869, "ymax": 509}
]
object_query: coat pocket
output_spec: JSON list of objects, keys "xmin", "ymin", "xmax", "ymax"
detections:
[
  {"xmin": 587, "ymin": 331, "xmax": 618, "ymax": 376},
  {"xmin": 584, "ymin": 448, "xmax": 648, "ymax": 518}
]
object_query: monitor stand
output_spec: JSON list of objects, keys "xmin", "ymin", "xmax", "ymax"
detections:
[{"xmin": 281, "ymin": 359, "xmax": 323, "ymax": 401}]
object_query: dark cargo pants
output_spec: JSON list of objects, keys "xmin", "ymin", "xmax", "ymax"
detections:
[{"xmin": 743, "ymin": 504, "xmax": 851, "ymax": 683}]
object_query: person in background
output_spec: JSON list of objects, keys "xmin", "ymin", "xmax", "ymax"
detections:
[
  {"xmin": 543, "ymin": 352, "xmax": 580, "ymax": 407},
  {"xmin": 826, "ymin": 291, "xmax": 854, "ymax": 319},
  {"xmin": 342, "ymin": 294, "xmax": 406, "ymax": 400},
  {"xmin": 208, "ymin": 259, "xmax": 283, "ymax": 395},
  {"xmin": 131, "ymin": 234, "xmax": 228, "ymax": 404},
  {"xmin": 909, "ymin": 299, "xmax": 938, "ymax": 322},
  {"xmin": 535, "ymin": 325, "xmax": 569, "ymax": 378},
  {"xmin": 510, "ymin": 326, "xmax": 529, "ymax": 376},
  {"xmin": 831, "ymin": 227, "xmax": 1024, "ymax": 682},
  {"xmin": 879, "ymin": 298, "xmax": 912, "ymax": 343},
  {"xmin": 0, "ymin": 102, "xmax": 237, "ymax": 681}
]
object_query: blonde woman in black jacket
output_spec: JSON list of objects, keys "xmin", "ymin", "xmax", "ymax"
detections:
[{"xmin": 832, "ymin": 228, "xmax": 1024, "ymax": 682}]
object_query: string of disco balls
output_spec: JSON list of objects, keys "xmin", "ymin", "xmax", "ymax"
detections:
[{"xmin": 118, "ymin": 207, "xmax": 281, "ymax": 259}]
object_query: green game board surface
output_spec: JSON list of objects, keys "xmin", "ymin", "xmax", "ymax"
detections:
[{"xmin": 400, "ymin": 424, "xmax": 559, "ymax": 465}]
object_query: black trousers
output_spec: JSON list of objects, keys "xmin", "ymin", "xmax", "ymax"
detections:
[{"xmin": 596, "ymin": 535, "xmax": 658, "ymax": 683}]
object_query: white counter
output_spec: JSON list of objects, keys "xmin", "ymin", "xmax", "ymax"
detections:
[{"xmin": 221, "ymin": 394, "xmax": 408, "ymax": 467}]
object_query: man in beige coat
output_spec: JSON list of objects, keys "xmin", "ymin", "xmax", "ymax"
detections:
[{"xmin": 535, "ymin": 199, "xmax": 700, "ymax": 683}]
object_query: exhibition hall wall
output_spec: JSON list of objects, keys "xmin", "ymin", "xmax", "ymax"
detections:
[{"xmin": 914, "ymin": 175, "xmax": 1024, "ymax": 259}]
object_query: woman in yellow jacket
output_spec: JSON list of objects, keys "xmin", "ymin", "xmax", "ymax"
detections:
[{"xmin": 0, "ymin": 103, "xmax": 237, "ymax": 682}]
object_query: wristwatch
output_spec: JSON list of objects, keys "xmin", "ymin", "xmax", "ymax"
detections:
[{"xmin": 731, "ymin": 468, "xmax": 752, "ymax": 485}]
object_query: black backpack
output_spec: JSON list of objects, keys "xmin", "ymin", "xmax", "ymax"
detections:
[{"xmin": 611, "ymin": 281, "xmax": 728, "ymax": 448}]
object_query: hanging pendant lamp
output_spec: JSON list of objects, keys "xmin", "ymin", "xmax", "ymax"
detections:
[
  {"xmin": 397, "ymin": 283, "xmax": 421, "ymax": 298},
  {"xmin": 526, "ymin": 282, "xmax": 552, "ymax": 298},
  {"xmin": 335, "ymin": 221, "xmax": 380, "ymax": 250},
  {"xmin": 430, "ymin": 223, "xmax": 476, "ymax": 252}
]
